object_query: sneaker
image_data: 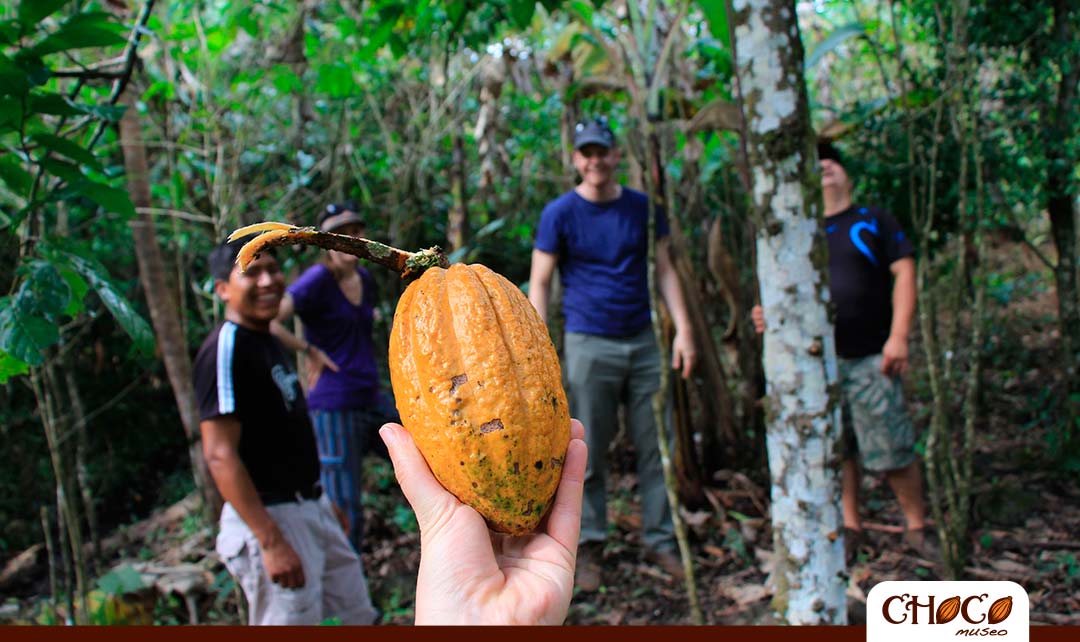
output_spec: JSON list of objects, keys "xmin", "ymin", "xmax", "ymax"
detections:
[
  {"xmin": 575, "ymin": 542, "xmax": 603, "ymax": 592},
  {"xmin": 844, "ymin": 528, "xmax": 866, "ymax": 566},
  {"xmin": 903, "ymin": 526, "xmax": 941, "ymax": 561},
  {"xmin": 644, "ymin": 547, "xmax": 686, "ymax": 581}
]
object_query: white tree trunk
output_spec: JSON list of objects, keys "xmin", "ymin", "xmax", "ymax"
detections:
[{"xmin": 732, "ymin": 0, "xmax": 847, "ymax": 624}]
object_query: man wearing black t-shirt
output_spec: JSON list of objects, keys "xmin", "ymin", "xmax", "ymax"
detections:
[
  {"xmin": 193, "ymin": 237, "xmax": 376, "ymax": 625},
  {"xmin": 754, "ymin": 142, "xmax": 933, "ymax": 563}
]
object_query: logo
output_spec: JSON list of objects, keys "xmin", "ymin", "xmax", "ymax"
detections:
[
  {"xmin": 867, "ymin": 581, "xmax": 1028, "ymax": 641},
  {"xmin": 271, "ymin": 364, "xmax": 299, "ymax": 410}
]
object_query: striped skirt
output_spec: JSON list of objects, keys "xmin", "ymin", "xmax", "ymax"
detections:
[{"xmin": 309, "ymin": 404, "xmax": 397, "ymax": 552}]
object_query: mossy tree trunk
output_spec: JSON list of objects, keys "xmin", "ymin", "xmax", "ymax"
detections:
[
  {"xmin": 732, "ymin": 0, "xmax": 846, "ymax": 624},
  {"xmin": 119, "ymin": 100, "xmax": 222, "ymax": 522}
]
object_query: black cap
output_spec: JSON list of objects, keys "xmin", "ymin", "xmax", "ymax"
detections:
[
  {"xmin": 208, "ymin": 234, "xmax": 268, "ymax": 281},
  {"xmin": 817, "ymin": 141, "xmax": 845, "ymax": 168},
  {"xmin": 573, "ymin": 116, "xmax": 615, "ymax": 150}
]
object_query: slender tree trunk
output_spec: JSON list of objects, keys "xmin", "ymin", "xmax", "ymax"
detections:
[
  {"xmin": 31, "ymin": 364, "xmax": 88, "ymax": 624},
  {"xmin": 40, "ymin": 507, "xmax": 58, "ymax": 622},
  {"xmin": 63, "ymin": 364, "xmax": 101, "ymax": 571},
  {"xmin": 1045, "ymin": 1, "xmax": 1080, "ymax": 442},
  {"xmin": 448, "ymin": 132, "xmax": 469, "ymax": 251},
  {"xmin": 119, "ymin": 100, "xmax": 222, "ymax": 521},
  {"xmin": 655, "ymin": 132, "xmax": 705, "ymax": 505},
  {"xmin": 732, "ymin": 0, "xmax": 845, "ymax": 624}
]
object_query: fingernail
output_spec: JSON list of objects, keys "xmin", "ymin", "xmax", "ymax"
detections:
[{"xmin": 379, "ymin": 424, "xmax": 396, "ymax": 446}]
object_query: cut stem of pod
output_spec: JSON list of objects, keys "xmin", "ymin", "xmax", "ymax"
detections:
[{"xmin": 229, "ymin": 221, "xmax": 449, "ymax": 279}]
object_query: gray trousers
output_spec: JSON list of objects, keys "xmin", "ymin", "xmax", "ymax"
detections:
[
  {"xmin": 565, "ymin": 329, "xmax": 675, "ymax": 551},
  {"xmin": 217, "ymin": 496, "xmax": 377, "ymax": 625}
]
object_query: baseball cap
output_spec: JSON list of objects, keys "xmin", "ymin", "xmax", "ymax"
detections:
[
  {"xmin": 317, "ymin": 201, "xmax": 365, "ymax": 233},
  {"xmin": 817, "ymin": 140, "xmax": 845, "ymax": 168},
  {"xmin": 573, "ymin": 116, "xmax": 615, "ymax": 150}
]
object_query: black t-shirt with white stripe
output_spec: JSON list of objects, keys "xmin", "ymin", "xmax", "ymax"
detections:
[{"xmin": 193, "ymin": 321, "xmax": 319, "ymax": 496}]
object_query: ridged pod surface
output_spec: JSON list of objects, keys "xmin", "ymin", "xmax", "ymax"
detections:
[{"xmin": 389, "ymin": 263, "xmax": 571, "ymax": 534}]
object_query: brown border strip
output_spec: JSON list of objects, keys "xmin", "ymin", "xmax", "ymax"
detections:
[
  {"xmin": 2, "ymin": 626, "xmax": 1080, "ymax": 639},
  {"xmin": 0, "ymin": 625, "xmax": 1075, "ymax": 641}
]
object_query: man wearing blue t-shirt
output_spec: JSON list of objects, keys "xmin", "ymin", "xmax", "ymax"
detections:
[{"xmin": 528, "ymin": 116, "xmax": 696, "ymax": 591}]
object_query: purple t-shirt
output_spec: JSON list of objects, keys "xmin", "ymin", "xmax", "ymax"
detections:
[
  {"xmin": 288, "ymin": 264, "xmax": 380, "ymax": 411},
  {"xmin": 534, "ymin": 188, "xmax": 669, "ymax": 337}
]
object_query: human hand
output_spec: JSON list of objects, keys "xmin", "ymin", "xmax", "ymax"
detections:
[
  {"xmin": 751, "ymin": 305, "xmax": 765, "ymax": 334},
  {"xmin": 379, "ymin": 419, "xmax": 588, "ymax": 625},
  {"xmin": 880, "ymin": 335, "xmax": 909, "ymax": 378},
  {"xmin": 305, "ymin": 346, "xmax": 339, "ymax": 390},
  {"xmin": 260, "ymin": 536, "xmax": 306, "ymax": 589},
  {"xmin": 671, "ymin": 331, "xmax": 696, "ymax": 379},
  {"xmin": 332, "ymin": 503, "xmax": 351, "ymax": 535}
]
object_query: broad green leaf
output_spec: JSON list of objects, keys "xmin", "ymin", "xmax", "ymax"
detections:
[
  {"xmin": 57, "ymin": 252, "xmax": 154, "ymax": 357},
  {"xmin": 510, "ymin": 0, "xmax": 537, "ymax": 29},
  {"xmin": 806, "ymin": 23, "xmax": 866, "ymax": 69},
  {"xmin": 97, "ymin": 565, "xmax": 145, "ymax": 596},
  {"xmin": 0, "ymin": 20, "xmax": 21, "ymax": 45},
  {"xmin": 315, "ymin": 63, "xmax": 356, "ymax": 98},
  {"xmin": 81, "ymin": 180, "xmax": 135, "ymax": 218},
  {"xmin": 41, "ymin": 157, "xmax": 84, "ymax": 183},
  {"xmin": 17, "ymin": 0, "xmax": 75, "ymax": 26},
  {"xmin": 569, "ymin": 0, "xmax": 592, "ymax": 25},
  {"xmin": 0, "ymin": 55, "xmax": 29, "ymax": 97},
  {"xmin": 413, "ymin": 0, "xmax": 435, "ymax": 35},
  {"xmin": 446, "ymin": 1, "xmax": 466, "ymax": 28},
  {"xmin": 388, "ymin": 33, "xmax": 407, "ymax": 59},
  {"xmin": 0, "ymin": 291, "xmax": 58, "ymax": 366},
  {"xmin": 58, "ymin": 266, "xmax": 89, "ymax": 317},
  {"xmin": 0, "ymin": 349, "xmax": 30, "ymax": 384},
  {"xmin": 359, "ymin": 21, "xmax": 394, "ymax": 60},
  {"xmin": 0, "ymin": 154, "xmax": 33, "ymax": 196},
  {"xmin": 29, "ymin": 91, "xmax": 81, "ymax": 116},
  {"xmin": 695, "ymin": 0, "xmax": 730, "ymax": 49},
  {"xmin": 142, "ymin": 80, "xmax": 176, "ymax": 102},
  {"xmin": 73, "ymin": 102, "xmax": 127, "ymax": 122},
  {"xmin": 32, "ymin": 133, "xmax": 102, "ymax": 170},
  {"xmin": 270, "ymin": 64, "xmax": 303, "ymax": 93},
  {"xmin": 30, "ymin": 13, "xmax": 127, "ymax": 57},
  {"xmin": 26, "ymin": 260, "xmax": 72, "ymax": 321}
]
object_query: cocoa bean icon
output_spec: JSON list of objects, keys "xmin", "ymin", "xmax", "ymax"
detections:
[
  {"xmin": 988, "ymin": 596, "xmax": 1013, "ymax": 624},
  {"xmin": 936, "ymin": 596, "xmax": 961, "ymax": 624}
]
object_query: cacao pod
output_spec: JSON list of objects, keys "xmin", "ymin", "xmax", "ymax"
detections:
[
  {"xmin": 389, "ymin": 263, "xmax": 571, "ymax": 534},
  {"xmin": 987, "ymin": 596, "xmax": 1013, "ymax": 624},
  {"xmin": 936, "ymin": 596, "xmax": 961, "ymax": 624}
]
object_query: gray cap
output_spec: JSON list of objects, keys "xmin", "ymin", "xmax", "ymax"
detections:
[{"xmin": 573, "ymin": 117, "xmax": 615, "ymax": 150}]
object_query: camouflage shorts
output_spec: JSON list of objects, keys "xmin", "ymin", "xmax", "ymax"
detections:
[{"xmin": 839, "ymin": 354, "xmax": 915, "ymax": 472}]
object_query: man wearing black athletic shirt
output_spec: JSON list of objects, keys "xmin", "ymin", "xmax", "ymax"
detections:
[
  {"xmin": 193, "ymin": 237, "xmax": 377, "ymax": 625},
  {"xmin": 754, "ymin": 142, "xmax": 934, "ymax": 563}
]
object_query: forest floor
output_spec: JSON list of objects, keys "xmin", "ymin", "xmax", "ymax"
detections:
[{"xmin": 1, "ymin": 265, "xmax": 1078, "ymax": 626}]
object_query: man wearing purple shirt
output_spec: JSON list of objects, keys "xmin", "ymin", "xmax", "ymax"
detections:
[{"xmin": 271, "ymin": 202, "xmax": 398, "ymax": 553}]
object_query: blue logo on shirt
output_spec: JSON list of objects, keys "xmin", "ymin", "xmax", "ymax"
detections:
[{"xmin": 849, "ymin": 217, "xmax": 880, "ymax": 266}]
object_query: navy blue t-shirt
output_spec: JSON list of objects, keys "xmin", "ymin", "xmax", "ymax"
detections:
[
  {"xmin": 534, "ymin": 188, "xmax": 669, "ymax": 337},
  {"xmin": 826, "ymin": 205, "xmax": 914, "ymax": 359}
]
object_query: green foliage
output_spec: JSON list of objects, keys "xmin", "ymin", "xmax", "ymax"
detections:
[
  {"xmin": 0, "ymin": 1, "xmax": 148, "ymax": 382},
  {"xmin": 695, "ymin": 0, "xmax": 730, "ymax": 49},
  {"xmin": 97, "ymin": 565, "xmax": 146, "ymax": 596},
  {"xmin": 805, "ymin": 22, "xmax": 865, "ymax": 69}
]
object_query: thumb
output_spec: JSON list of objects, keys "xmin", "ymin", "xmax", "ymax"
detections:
[{"xmin": 379, "ymin": 423, "xmax": 458, "ymax": 531}]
